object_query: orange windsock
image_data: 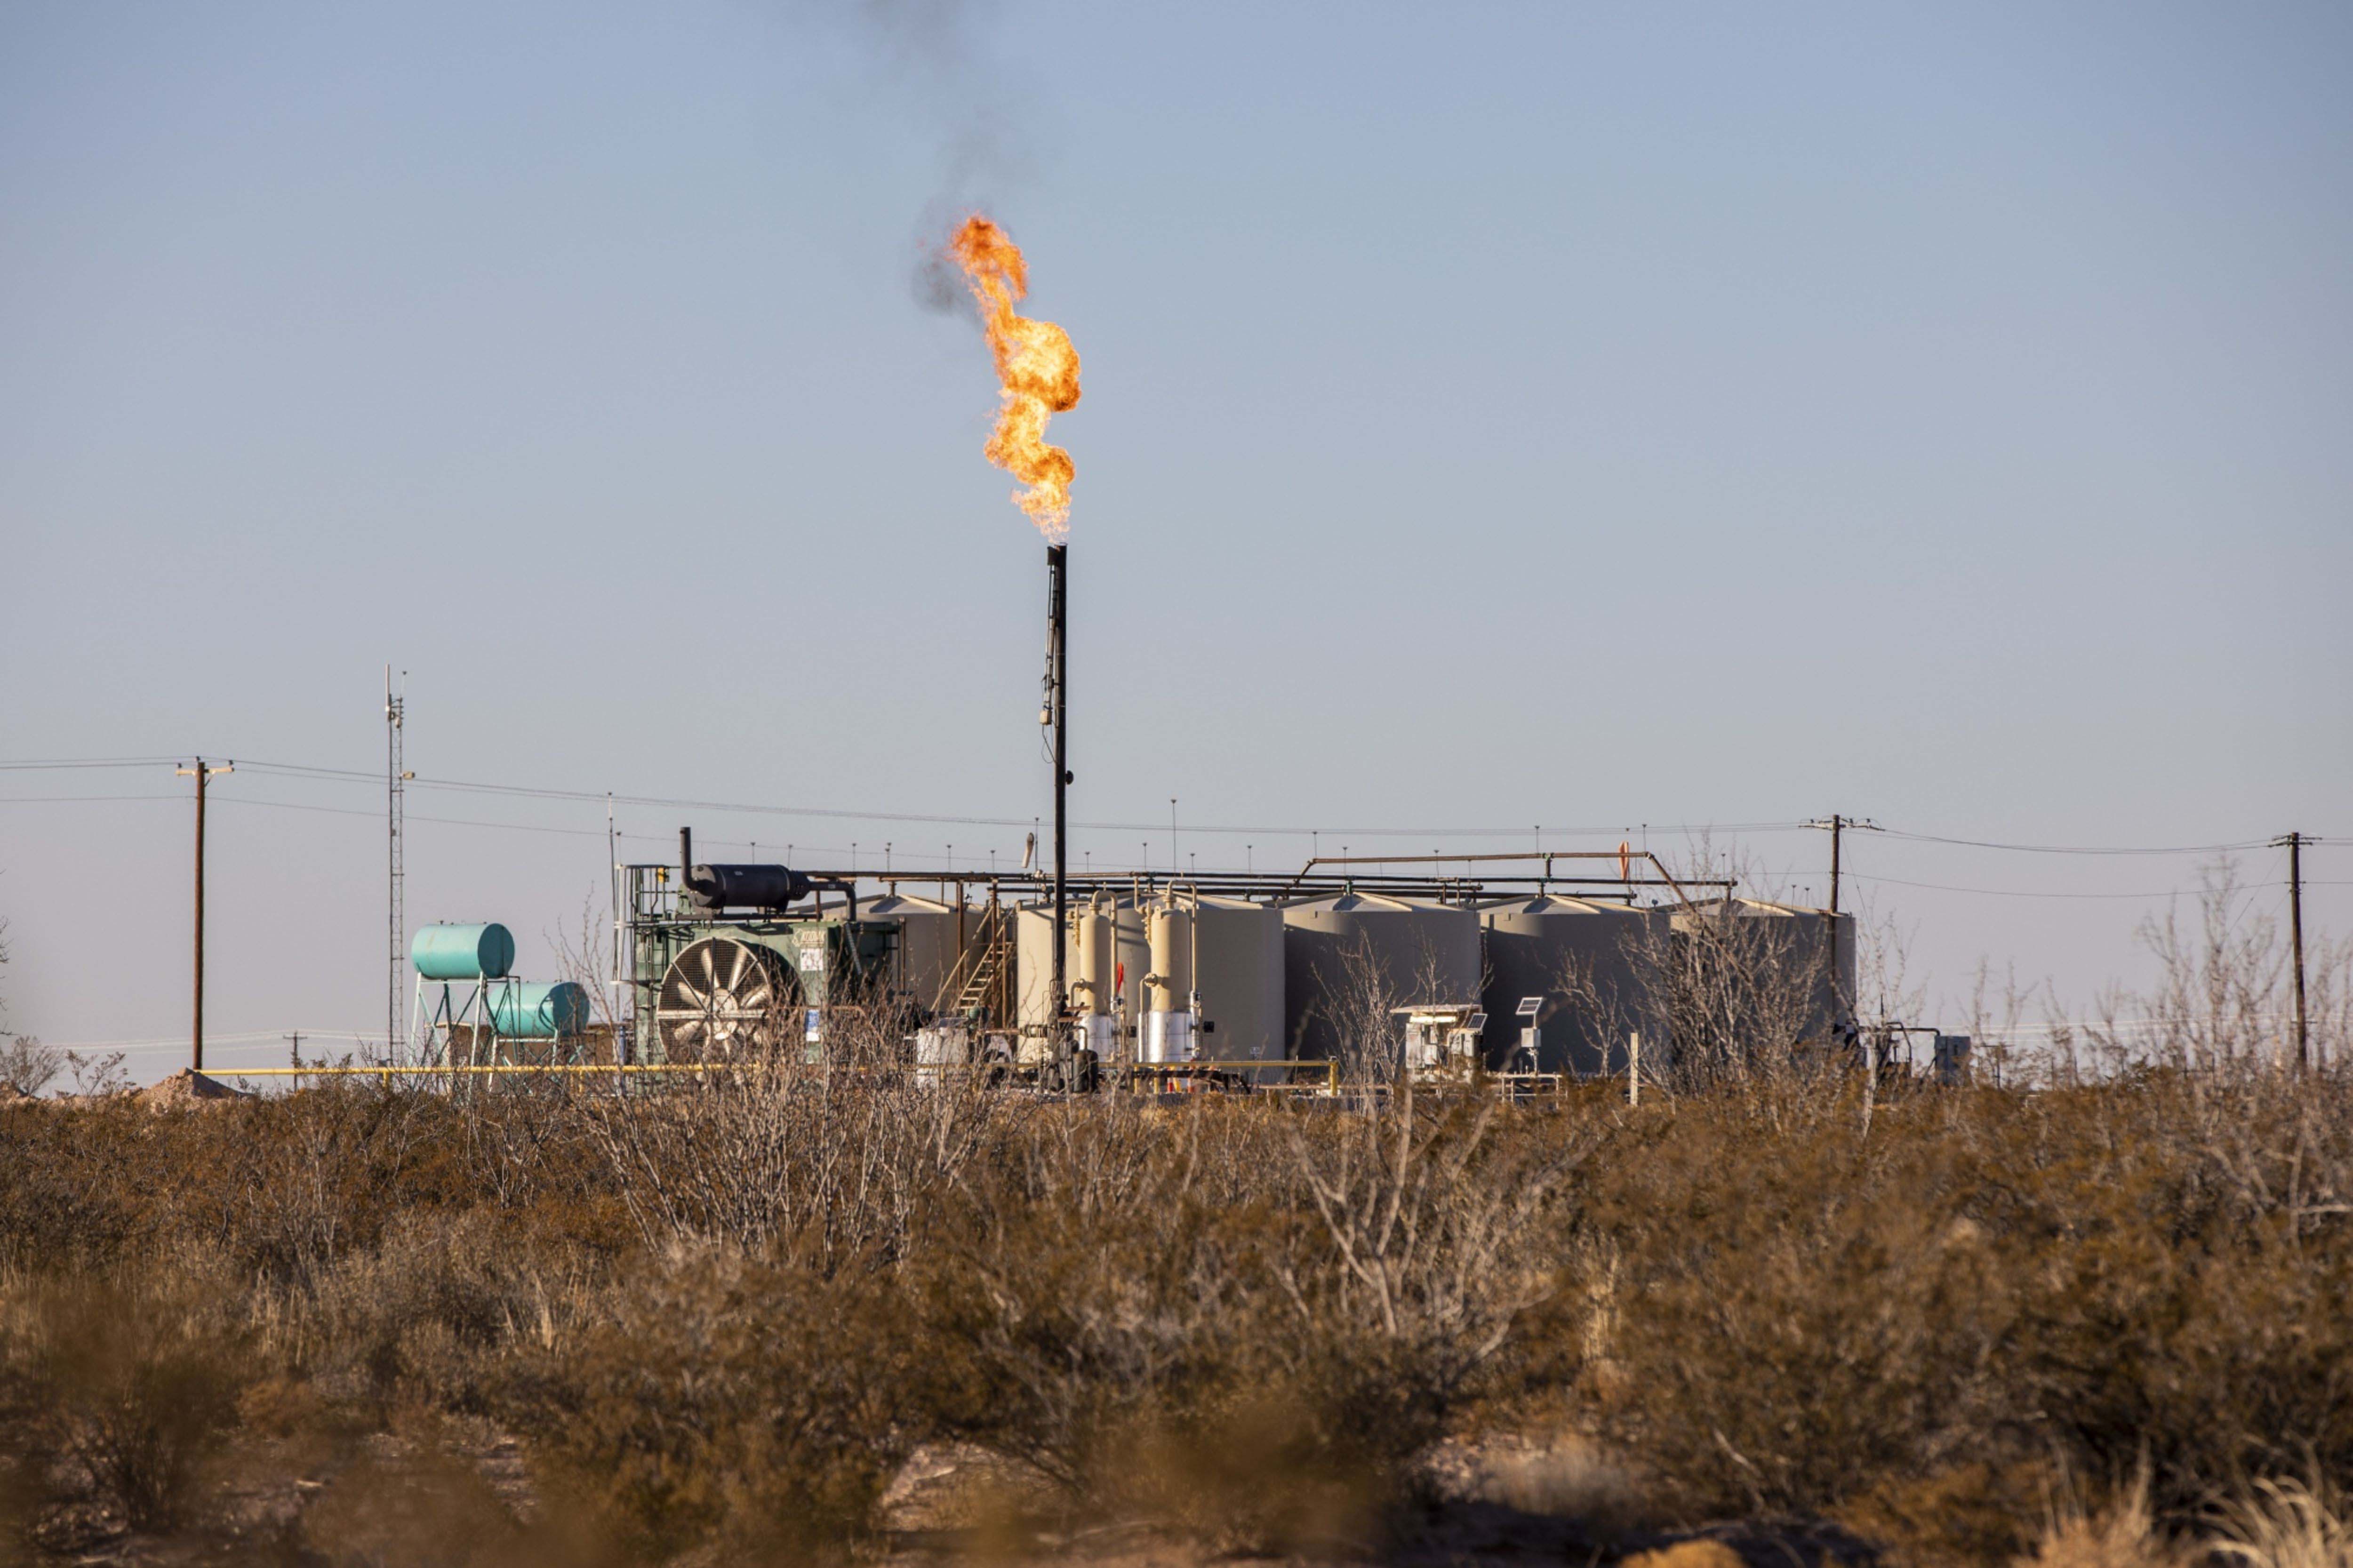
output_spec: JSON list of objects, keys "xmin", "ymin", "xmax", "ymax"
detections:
[{"xmin": 949, "ymin": 215, "xmax": 1081, "ymax": 540}]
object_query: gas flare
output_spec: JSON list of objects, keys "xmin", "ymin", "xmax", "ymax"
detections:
[{"xmin": 949, "ymin": 215, "xmax": 1081, "ymax": 540}]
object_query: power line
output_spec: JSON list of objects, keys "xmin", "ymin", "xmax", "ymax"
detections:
[
  {"xmin": 1844, "ymin": 871, "xmax": 2292, "ymax": 902},
  {"xmin": 0, "ymin": 793, "xmax": 186, "ymax": 803},
  {"xmin": 15, "ymin": 787, "xmax": 2338, "ymax": 900},
  {"xmin": 1874, "ymin": 827, "xmax": 2284, "ymax": 856},
  {"xmin": 1, "ymin": 755, "xmax": 2345, "ymax": 856},
  {"xmin": 15, "ymin": 756, "xmax": 1819, "ymax": 840}
]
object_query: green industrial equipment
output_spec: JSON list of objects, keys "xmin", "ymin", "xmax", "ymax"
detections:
[{"xmin": 625, "ymin": 864, "xmax": 897, "ymax": 1063}]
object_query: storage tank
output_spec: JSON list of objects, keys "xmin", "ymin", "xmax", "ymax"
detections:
[
  {"xmin": 1142, "ymin": 903, "xmax": 1195, "ymax": 1062},
  {"xmin": 1016, "ymin": 899, "xmax": 1149, "ymax": 1040},
  {"xmin": 1014, "ymin": 904, "xmax": 1055, "ymax": 1039},
  {"xmin": 1280, "ymin": 892, "xmax": 1481, "ymax": 1062},
  {"xmin": 1664, "ymin": 898, "xmax": 1856, "ymax": 1045},
  {"xmin": 1191, "ymin": 895, "xmax": 1285, "ymax": 1062},
  {"xmin": 1477, "ymin": 895, "xmax": 1666, "ymax": 1075},
  {"xmin": 489, "ymin": 981, "xmax": 590, "ymax": 1039},
  {"xmin": 1076, "ymin": 903, "xmax": 1118, "ymax": 1059},
  {"xmin": 1012, "ymin": 905, "xmax": 1066, "ymax": 1063},
  {"xmin": 1016, "ymin": 892, "xmax": 1282, "ymax": 1064},
  {"xmin": 856, "ymin": 893, "xmax": 976, "ymax": 1011},
  {"xmin": 411, "ymin": 923, "xmax": 515, "ymax": 981}
]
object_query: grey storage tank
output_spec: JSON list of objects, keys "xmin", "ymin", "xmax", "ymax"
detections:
[
  {"xmin": 1664, "ymin": 897, "xmax": 1856, "ymax": 1047},
  {"xmin": 1281, "ymin": 892, "xmax": 1481, "ymax": 1061},
  {"xmin": 1477, "ymin": 895, "xmax": 1666, "ymax": 1075},
  {"xmin": 1192, "ymin": 895, "xmax": 1285, "ymax": 1062}
]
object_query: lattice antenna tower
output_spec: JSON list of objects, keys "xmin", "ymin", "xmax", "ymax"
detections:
[{"xmin": 386, "ymin": 667, "xmax": 408, "ymax": 1056}]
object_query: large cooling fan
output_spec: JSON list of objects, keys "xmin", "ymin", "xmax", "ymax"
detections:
[{"xmin": 655, "ymin": 937, "xmax": 794, "ymax": 1060}]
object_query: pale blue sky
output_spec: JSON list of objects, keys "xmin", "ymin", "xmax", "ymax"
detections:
[{"xmin": 3, "ymin": 2, "xmax": 2347, "ymax": 1073}]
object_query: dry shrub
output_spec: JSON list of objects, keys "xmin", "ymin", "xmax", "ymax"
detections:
[
  {"xmin": 1576, "ymin": 1084, "xmax": 2018, "ymax": 1517},
  {"xmin": 297, "ymin": 1418, "xmax": 592, "ymax": 1568},
  {"xmin": 0, "ymin": 1271, "xmax": 254, "ymax": 1535},
  {"xmin": 1838, "ymin": 1460, "xmax": 2057, "ymax": 1568},
  {"xmin": 898, "ymin": 1092, "xmax": 1570, "ymax": 1551},
  {"xmin": 506, "ymin": 1242, "xmax": 916, "ymax": 1565},
  {"xmin": 0, "ymin": 1098, "xmax": 152, "ymax": 1269},
  {"xmin": 3, "ymin": 1014, "xmax": 2350, "ymax": 1564},
  {"xmin": 1565, "ymin": 1068, "xmax": 2353, "ymax": 1544},
  {"xmin": 288, "ymin": 1207, "xmax": 595, "ymax": 1419},
  {"xmin": 1100, "ymin": 1392, "xmax": 1394, "ymax": 1554},
  {"xmin": 580, "ymin": 1043, "xmax": 998, "ymax": 1267},
  {"xmin": 904, "ymin": 1100, "xmax": 1391, "ymax": 1548}
]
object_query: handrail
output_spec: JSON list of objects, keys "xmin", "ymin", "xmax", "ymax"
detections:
[{"xmin": 1276, "ymin": 849, "xmax": 1729, "ymax": 906}]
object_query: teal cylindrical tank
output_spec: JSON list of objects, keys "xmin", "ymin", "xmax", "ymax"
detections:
[
  {"xmin": 489, "ymin": 981, "xmax": 589, "ymax": 1039},
  {"xmin": 411, "ymin": 923, "xmax": 516, "ymax": 980}
]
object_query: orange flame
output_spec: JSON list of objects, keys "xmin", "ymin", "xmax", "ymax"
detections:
[{"xmin": 949, "ymin": 215, "xmax": 1081, "ymax": 540}]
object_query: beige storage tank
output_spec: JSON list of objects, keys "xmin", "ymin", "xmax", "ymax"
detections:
[
  {"xmin": 1142, "ymin": 902, "xmax": 1195, "ymax": 1061},
  {"xmin": 1075, "ymin": 906, "xmax": 1115, "ymax": 1016},
  {"xmin": 1015, "ymin": 901, "xmax": 1149, "ymax": 1022},
  {"xmin": 1015, "ymin": 899, "xmax": 1151, "ymax": 1061},
  {"xmin": 1076, "ymin": 899, "xmax": 1119, "ymax": 1059},
  {"xmin": 857, "ymin": 893, "xmax": 981, "ymax": 1012},
  {"xmin": 1477, "ymin": 895, "xmax": 1667, "ymax": 1075},
  {"xmin": 1014, "ymin": 904, "xmax": 1060, "ymax": 1044},
  {"xmin": 1016, "ymin": 891, "xmax": 1284, "ymax": 1064},
  {"xmin": 1281, "ymin": 892, "xmax": 1481, "ymax": 1061}
]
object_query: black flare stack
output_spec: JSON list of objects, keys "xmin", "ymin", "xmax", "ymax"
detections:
[{"xmin": 1047, "ymin": 543, "xmax": 1069, "ymax": 1053}]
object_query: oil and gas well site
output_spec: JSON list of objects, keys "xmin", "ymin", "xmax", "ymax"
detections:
[
  {"xmin": 388, "ymin": 551, "xmax": 1931, "ymax": 1099},
  {"xmin": 366, "ymin": 214, "xmax": 1924, "ymax": 1097},
  {"xmin": 9, "ymin": 14, "xmax": 2351, "ymax": 1566},
  {"xmin": 141, "ymin": 204, "xmax": 1923, "ymax": 1102},
  {"xmin": 401, "ymin": 823, "xmax": 1904, "ymax": 1095}
]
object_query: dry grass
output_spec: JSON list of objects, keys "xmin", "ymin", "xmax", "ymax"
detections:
[
  {"xmin": 2013, "ymin": 1474, "xmax": 2190, "ymax": 1568},
  {"xmin": 1, "ymin": 1055, "xmax": 2350, "ymax": 1563},
  {"xmin": 1464, "ymin": 1433, "xmax": 1650, "ymax": 1532},
  {"xmin": 2210, "ymin": 1477, "xmax": 2353, "ymax": 1568}
]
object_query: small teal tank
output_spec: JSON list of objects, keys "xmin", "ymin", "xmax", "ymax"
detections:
[
  {"xmin": 411, "ymin": 923, "xmax": 516, "ymax": 980},
  {"xmin": 490, "ymin": 981, "xmax": 589, "ymax": 1039}
]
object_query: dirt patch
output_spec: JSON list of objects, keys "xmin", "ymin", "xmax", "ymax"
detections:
[{"xmin": 134, "ymin": 1069, "xmax": 255, "ymax": 1110}]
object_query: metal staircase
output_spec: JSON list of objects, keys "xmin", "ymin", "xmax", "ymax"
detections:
[{"xmin": 941, "ymin": 901, "xmax": 1014, "ymax": 1023}]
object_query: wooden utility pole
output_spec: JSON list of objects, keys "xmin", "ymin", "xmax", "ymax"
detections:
[
  {"xmin": 2275, "ymin": 832, "xmax": 2308, "ymax": 1073},
  {"xmin": 1808, "ymin": 815, "xmax": 1880, "ymax": 914},
  {"xmin": 386, "ymin": 669, "xmax": 407, "ymax": 1058},
  {"xmin": 1829, "ymin": 816, "xmax": 1843, "ymax": 915},
  {"xmin": 176, "ymin": 759, "xmax": 233, "ymax": 1072}
]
